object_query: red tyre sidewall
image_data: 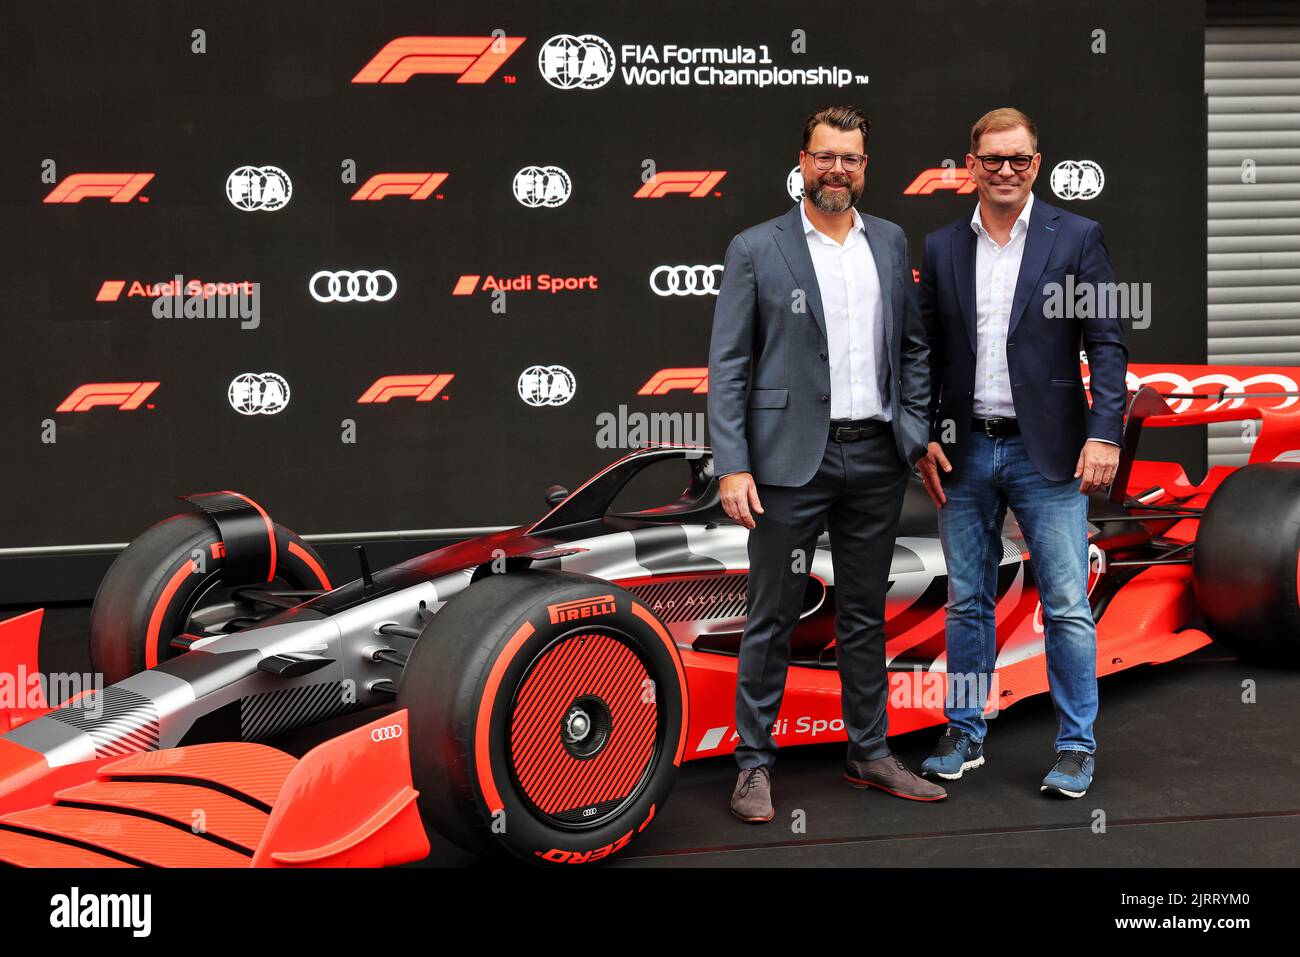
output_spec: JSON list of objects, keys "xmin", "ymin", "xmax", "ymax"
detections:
[{"xmin": 90, "ymin": 515, "xmax": 331, "ymax": 683}]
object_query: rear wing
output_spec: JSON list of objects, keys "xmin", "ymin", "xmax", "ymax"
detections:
[{"xmin": 1084, "ymin": 361, "xmax": 1300, "ymax": 504}]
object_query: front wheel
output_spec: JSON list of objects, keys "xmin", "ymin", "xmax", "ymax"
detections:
[
  {"xmin": 90, "ymin": 512, "xmax": 332, "ymax": 684},
  {"xmin": 398, "ymin": 569, "xmax": 688, "ymax": 865}
]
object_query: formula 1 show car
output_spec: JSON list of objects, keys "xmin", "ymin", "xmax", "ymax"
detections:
[{"xmin": 1, "ymin": 363, "xmax": 1299, "ymax": 867}]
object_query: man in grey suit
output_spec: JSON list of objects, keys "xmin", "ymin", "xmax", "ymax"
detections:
[{"xmin": 709, "ymin": 106, "xmax": 946, "ymax": 823}]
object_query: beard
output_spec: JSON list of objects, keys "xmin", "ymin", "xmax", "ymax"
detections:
[{"xmin": 805, "ymin": 172, "xmax": 862, "ymax": 213}]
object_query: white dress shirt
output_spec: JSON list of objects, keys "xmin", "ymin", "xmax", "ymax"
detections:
[
  {"xmin": 970, "ymin": 191, "xmax": 1034, "ymax": 418},
  {"xmin": 800, "ymin": 202, "xmax": 890, "ymax": 422}
]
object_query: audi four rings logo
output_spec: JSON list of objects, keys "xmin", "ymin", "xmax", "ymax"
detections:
[
  {"xmin": 513, "ymin": 166, "xmax": 572, "ymax": 207},
  {"xmin": 310, "ymin": 269, "xmax": 397, "ymax": 303},
  {"xmin": 370, "ymin": 724, "xmax": 403, "ymax": 742},
  {"xmin": 1050, "ymin": 160, "xmax": 1104, "ymax": 201},
  {"xmin": 651, "ymin": 264, "xmax": 724, "ymax": 297},
  {"xmin": 1120, "ymin": 369, "xmax": 1299, "ymax": 411},
  {"xmin": 538, "ymin": 34, "xmax": 616, "ymax": 89},
  {"xmin": 226, "ymin": 166, "xmax": 292, "ymax": 211},
  {"xmin": 228, "ymin": 373, "xmax": 290, "ymax": 415}
]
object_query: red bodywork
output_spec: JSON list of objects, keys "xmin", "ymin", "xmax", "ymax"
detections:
[{"xmin": 1, "ymin": 361, "xmax": 1297, "ymax": 866}]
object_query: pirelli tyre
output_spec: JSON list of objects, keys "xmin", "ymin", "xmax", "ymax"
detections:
[
  {"xmin": 1193, "ymin": 463, "xmax": 1300, "ymax": 666},
  {"xmin": 399, "ymin": 569, "xmax": 688, "ymax": 865},
  {"xmin": 90, "ymin": 511, "xmax": 332, "ymax": 684}
]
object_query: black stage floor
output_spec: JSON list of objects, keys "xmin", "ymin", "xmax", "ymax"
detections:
[{"xmin": 16, "ymin": 604, "xmax": 1299, "ymax": 868}]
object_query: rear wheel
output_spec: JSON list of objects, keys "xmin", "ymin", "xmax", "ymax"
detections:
[
  {"xmin": 398, "ymin": 569, "xmax": 688, "ymax": 865},
  {"xmin": 1193, "ymin": 463, "xmax": 1300, "ymax": 665},
  {"xmin": 90, "ymin": 512, "xmax": 331, "ymax": 683}
]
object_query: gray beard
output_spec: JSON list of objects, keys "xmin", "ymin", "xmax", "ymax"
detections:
[{"xmin": 807, "ymin": 179, "xmax": 860, "ymax": 213}]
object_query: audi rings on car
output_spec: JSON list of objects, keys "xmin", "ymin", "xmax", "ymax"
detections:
[
  {"xmin": 650, "ymin": 264, "xmax": 724, "ymax": 297},
  {"xmin": 310, "ymin": 269, "xmax": 398, "ymax": 303}
]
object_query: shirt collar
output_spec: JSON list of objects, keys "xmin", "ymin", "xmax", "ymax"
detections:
[
  {"xmin": 800, "ymin": 201, "xmax": 866, "ymax": 241},
  {"xmin": 970, "ymin": 190, "xmax": 1035, "ymax": 239}
]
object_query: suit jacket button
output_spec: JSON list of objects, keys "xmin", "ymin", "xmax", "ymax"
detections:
[
  {"xmin": 820, "ymin": 353, "xmax": 827, "ymax": 361},
  {"xmin": 820, "ymin": 394, "xmax": 829, "ymax": 402}
]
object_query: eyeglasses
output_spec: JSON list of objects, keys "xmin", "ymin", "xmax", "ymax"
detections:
[
  {"xmin": 805, "ymin": 150, "xmax": 866, "ymax": 172},
  {"xmin": 975, "ymin": 154, "xmax": 1034, "ymax": 173}
]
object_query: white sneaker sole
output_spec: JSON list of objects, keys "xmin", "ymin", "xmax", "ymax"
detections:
[
  {"xmin": 925, "ymin": 755, "xmax": 985, "ymax": 781},
  {"xmin": 1040, "ymin": 784, "xmax": 1088, "ymax": 798}
]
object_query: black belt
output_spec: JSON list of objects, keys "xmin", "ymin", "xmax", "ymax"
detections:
[
  {"xmin": 829, "ymin": 419, "xmax": 887, "ymax": 442},
  {"xmin": 972, "ymin": 416, "xmax": 1020, "ymax": 437}
]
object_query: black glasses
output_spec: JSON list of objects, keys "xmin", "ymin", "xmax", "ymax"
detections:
[
  {"xmin": 975, "ymin": 154, "xmax": 1034, "ymax": 172},
  {"xmin": 805, "ymin": 150, "xmax": 866, "ymax": 172}
]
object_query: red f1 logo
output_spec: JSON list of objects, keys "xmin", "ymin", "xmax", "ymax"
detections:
[
  {"xmin": 902, "ymin": 169, "xmax": 976, "ymax": 195},
  {"xmin": 57, "ymin": 382, "xmax": 159, "ymax": 412},
  {"xmin": 633, "ymin": 172, "xmax": 727, "ymax": 199},
  {"xmin": 352, "ymin": 36, "xmax": 526, "ymax": 84},
  {"xmin": 358, "ymin": 374, "xmax": 455, "ymax": 403},
  {"xmin": 638, "ymin": 368, "xmax": 710, "ymax": 395},
  {"xmin": 44, "ymin": 173, "xmax": 154, "ymax": 204},
  {"xmin": 352, "ymin": 173, "xmax": 449, "ymax": 201}
]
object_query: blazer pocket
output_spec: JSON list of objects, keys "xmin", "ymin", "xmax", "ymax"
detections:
[
  {"xmin": 1051, "ymin": 379, "xmax": 1080, "ymax": 387},
  {"xmin": 747, "ymin": 388, "xmax": 789, "ymax": 409}
]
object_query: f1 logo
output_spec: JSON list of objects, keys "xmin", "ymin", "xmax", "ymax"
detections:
[
  {"xmin": 902, "ymin": 169, "xmax": 976, "ymax": 195},
  {"xmin": 56, "ymin": 382, "xmax": 159, "ymax": 412},
  {"xmin": 633, "ymin": 172, "xmax": 727, "ymax": 199},
  {"xmin": 638, "ymin": 368, "xmax": 710, "ymax": 395},
  {"xmin": 44, "ymin": 173, "xmax": 154, "ymax": 204},
  {"xmin": 353, "ymin": 36, "xmax": 526, "ymax": 84},
  {"xmin": 358, "ymin": 374, "xmax": 455, "ymax": 403},
  {"xmin": 352, "ymin": 173, "xmax": 449, "ymax": 201}
]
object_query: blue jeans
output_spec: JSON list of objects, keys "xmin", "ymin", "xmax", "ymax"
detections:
[{"xmin": 937, "ymin": 432, "xmax": 1097, "ymax": 753}]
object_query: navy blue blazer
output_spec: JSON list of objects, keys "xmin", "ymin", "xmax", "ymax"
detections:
[{"xmin": 918, "ymin": 197, "xmax": 1129, "ymax": 482}]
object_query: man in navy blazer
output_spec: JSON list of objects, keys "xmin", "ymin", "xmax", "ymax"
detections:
[{"xmin": 915, "ymin": 108, "xmax": 1128, "ymax": 798}]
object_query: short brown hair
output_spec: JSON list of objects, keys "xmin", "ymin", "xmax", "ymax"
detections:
[
  {"xmin": 802, "ymin": 106, "xmax": 871, "ymax": 153},
  {"xmin": 970, "ymin": 107, "xmax": 1038, "ymax": 154}
]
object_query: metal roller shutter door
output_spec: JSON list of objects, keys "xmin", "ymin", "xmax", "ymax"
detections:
[{"xmin": 1206, "ymin": 21, "xmax": 1300, "ymax": 464}]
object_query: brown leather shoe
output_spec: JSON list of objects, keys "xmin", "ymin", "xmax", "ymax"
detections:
[
  {"xmin": 730, "ymin": 767, "xmax": 774, "ymax": 822},
  {"xmin": 844, "ymin": 754, "xmax": 947, "ymax": 801}
]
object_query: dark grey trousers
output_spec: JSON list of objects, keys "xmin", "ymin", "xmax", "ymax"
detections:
[{"xmin": 734, "ymin": 426, "xmax": 909, "ymax": 769}]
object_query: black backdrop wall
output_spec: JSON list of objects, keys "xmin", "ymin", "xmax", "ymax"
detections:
[{"xmin": 1, "ymin": 0, "xmax": 1206, "ymax": 556}]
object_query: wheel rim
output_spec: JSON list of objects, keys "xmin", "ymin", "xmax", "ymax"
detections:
[{"xmin": 508, "ymin": 628, "xmax": 661, "ymax": 829}]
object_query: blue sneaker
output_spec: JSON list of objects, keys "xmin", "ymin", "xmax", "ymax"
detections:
[
  {"xmin": 1041, "ymin": 750, "xmax": 1095, "ymax": 798},
  {"xmin": 920, "ymin": 727, "xmax": 985, "ymax": 780}
]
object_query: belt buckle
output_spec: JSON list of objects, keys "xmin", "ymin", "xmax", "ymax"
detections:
[{"xmin": 983, "ymin": 417, "xmax": 1002, "ymax": 437}]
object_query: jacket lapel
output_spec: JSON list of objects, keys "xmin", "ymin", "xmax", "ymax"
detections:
[
  {"xmin": 862, "ymin": 216, "xmax": 895, "ymax": 362},
  {"xmin": 774, "ymin": 203, "xmax": 827, "ymax": 340},
  {"xmin": 951, "ymin": 222, "xmax": 977, "ymax": 353},
  {"xmin": 1008, "ymin": 199, "xmax": 1061, "ymax": 336}
]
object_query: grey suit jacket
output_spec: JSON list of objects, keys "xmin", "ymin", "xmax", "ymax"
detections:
[{"xmin": 707, "ymin": 202, "xmax": 931, "ymax": 487}]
